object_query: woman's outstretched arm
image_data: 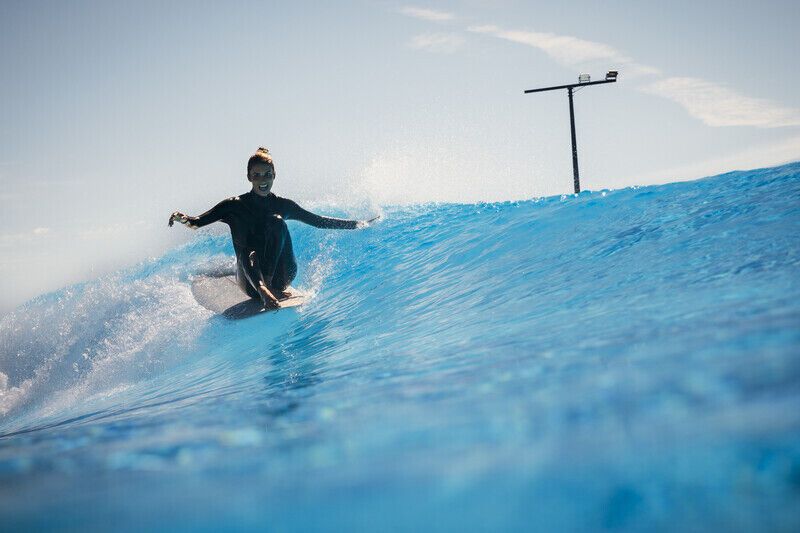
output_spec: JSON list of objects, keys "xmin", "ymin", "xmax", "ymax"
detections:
[
  {"xmin": 168, "ymin": 199, "xmax": 234, "ymax": 229},
  {"xmin": 283, "ymin": 200, "xmax": 379, "ymax": 229}
]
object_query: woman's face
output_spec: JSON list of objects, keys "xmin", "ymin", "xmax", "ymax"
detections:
[{"xmin": 249, "ymin": 162, "xmax": 275, "ymax": 196}]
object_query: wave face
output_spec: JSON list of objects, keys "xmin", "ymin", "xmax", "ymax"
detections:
[{"xmin": 1, "ymin": 163, "xmax": 799, "ymax": 531}]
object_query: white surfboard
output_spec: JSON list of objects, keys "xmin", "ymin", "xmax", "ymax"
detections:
[{"xmin": 191, "ymin": 275, "xmax": 307, "ymax": 319}]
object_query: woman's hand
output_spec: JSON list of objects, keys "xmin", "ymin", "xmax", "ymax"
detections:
[
  {"xmin": 257, "ymin": 285, "xmax": 282, "ymax": 310},
  {"xmin": 168, "ymin": 211, "xmax": 194, "ymax": 228},
  {"xmin": 356, "ymin": 215, "xmax": 381, "ymax": 229}
]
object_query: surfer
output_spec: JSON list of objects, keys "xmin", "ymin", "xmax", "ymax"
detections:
[{"xmin": 169, "ymin": 147, "xmax": 377, "ymax": 309}]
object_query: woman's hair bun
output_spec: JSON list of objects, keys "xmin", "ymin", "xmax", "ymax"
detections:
[{"xmin": 247, "ymin": 146, "xmax": 274, "ymax": 173}]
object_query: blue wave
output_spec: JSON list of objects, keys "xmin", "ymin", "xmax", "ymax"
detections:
[{"xmin": 1, "ymin": 163, "xmax": 799, "ymax": 531}]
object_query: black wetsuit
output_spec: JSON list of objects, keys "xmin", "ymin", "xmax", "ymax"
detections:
[{"xmin": 189, "ymin": 192, "xmax": 358, "ymax": 298}]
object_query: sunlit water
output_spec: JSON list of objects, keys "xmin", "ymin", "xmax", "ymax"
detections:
[{"xmin": 1, "ymin": 163, "xmax": 799, "ymax": 531}]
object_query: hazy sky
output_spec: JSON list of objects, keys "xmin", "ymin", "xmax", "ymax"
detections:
[{"xmin": 1, "ymin": 0, "xmax": 799, "ymax": 312}]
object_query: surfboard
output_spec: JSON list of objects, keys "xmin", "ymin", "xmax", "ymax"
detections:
[{"xmin": 191, "ymin": 275, "xmax": 307, "ymax": 319}]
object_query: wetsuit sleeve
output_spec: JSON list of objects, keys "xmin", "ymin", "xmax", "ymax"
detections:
[
  {"xmin": 281, "ymin": 199, "xmax": 359, "ymax": 229},
  {"xmin": 188, "ymin": 199, "xmax": 234, "ymax": 228}
]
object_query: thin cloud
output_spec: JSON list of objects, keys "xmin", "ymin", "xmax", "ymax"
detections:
[
  {"xmin": 400, "ymin": 8, "xmax": 799, "ymax": 129},
  {"xmin": 468, "ymin": 25, "xmax": 650, "ymax": 72},
  {"xmin": 642, "ymin": 77, "xmax": 800, "ymax": 128},
  {"xmin": 468, "ymin": 23, "xmax": 799, "ymax": 128},
  {"xmin": 399, "ymin": 6, "xmax": 454, "ymax": 22},
  {"xmin": 408, "ymin": 33, "xmax": 465, "ymax": 54}
]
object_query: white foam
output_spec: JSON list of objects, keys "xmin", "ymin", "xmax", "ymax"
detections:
[
  {"xmin": 297, "ymin": 235, "xmax": 337, "ymax": 301},
  {"xmin": 0, "ymin": 264, "xmax": 212, "ymax": 431}
]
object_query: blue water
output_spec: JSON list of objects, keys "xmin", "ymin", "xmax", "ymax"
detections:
[{"xmin": 1, "ymin": 163, "xmax": 799, "ymax": 531}]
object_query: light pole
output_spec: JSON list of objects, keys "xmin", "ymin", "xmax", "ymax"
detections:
[{"xmin": 525, "ymin": 71, "xmax": 618, "ymax": 193}]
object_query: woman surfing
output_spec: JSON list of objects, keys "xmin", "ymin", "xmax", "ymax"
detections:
[{"xmin": 169, "ymin": 147, "xmax": 377, "ymax": 309}]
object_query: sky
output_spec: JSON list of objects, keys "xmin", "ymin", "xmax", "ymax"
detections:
[{"xmin": 1, "ymin": 0, "xmax": 799, "ymax": 312}]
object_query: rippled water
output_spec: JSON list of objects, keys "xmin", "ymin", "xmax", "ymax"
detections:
[{"xmin": 2, "ymin": 163, "xmax": 799, "ymax": 531}]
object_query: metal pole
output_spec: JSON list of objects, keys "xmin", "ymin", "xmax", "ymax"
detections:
[
  {"xmin": 568, "ymin": 87, "xmax": 580, "ymax": 194},
  {"xmin": 524, "ymin": 73, "xmax": 617, "ymax": 194}
]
